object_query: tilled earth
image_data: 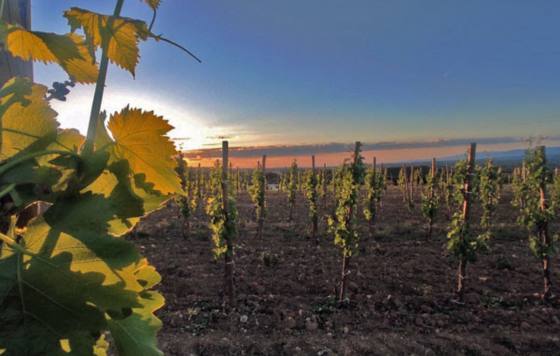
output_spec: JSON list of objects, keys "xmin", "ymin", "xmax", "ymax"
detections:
[{"xmin": 131, "ymin": 186, "xmax": 560, "ymax": 355}]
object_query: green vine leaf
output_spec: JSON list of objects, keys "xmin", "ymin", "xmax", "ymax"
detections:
[
  {"xmin": 84, "ymin": 160, "xmax": 168, "ymax": 236},
  {"xmin": 0, "ymin": 192, "xmax": 164, "ymax": 354},
  {"xmin": 107, "ymin": 290, "xmax": 164, "ymax": 356}
]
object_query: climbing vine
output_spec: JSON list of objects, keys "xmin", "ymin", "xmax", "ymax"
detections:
[{"xmin": 0, "ymin": 0, "xmax": 200, "ymax": 353}]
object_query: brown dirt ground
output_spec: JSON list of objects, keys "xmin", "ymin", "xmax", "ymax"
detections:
[{"xmin": 131, "ymin": 186, "xmax": 560, "ymax": 355}]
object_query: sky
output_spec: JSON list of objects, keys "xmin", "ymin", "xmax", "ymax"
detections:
[{"xmin": 32, "ymin": 1, "xmax": 560, "ymax": 166}]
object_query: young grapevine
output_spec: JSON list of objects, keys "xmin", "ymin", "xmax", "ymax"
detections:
[
  {"xmin": 303, "ymin": 155, "xmax": 319, "ymax": 243},
  {"xmin": 287, "ymin": 159, "xmax": 298, "ymax": 221},
  {"xmin": 447, "ymin": 144, "xmax": 486, "ymax": 300},
  {"xmin": 249, "ymin": 156, "xmax": 266, "ymax": 239},
  {"xmin": 513, "ymin": 146, "xmax": 555, "ymax": 299},
  {"xmin": 478, "ymin": 159, "xmax": 502, "ymax": 239},
  {"xmin": 175, "ymin": 151, "xmax": 192, "ymax": 239},
  {"xmin": 363, "ymin": 157, "xmax": 384, "ymax": 238},
  {"xmin": 421, "ymin": 158, "xmax": 439, "ymax": 239},
  {"xmin": 328, "ymin": 142, "xmax": 365, "ymax": 304},
  {"xmin": 206, "ymin": 142, "xmax": 238, "ymax": 306}
]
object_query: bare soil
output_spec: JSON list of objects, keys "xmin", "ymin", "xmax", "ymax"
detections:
[{"xmin": 131, "ymin": 186, "xmax": 560, "ymax": 355}]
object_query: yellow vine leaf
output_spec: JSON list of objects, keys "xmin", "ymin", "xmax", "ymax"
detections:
[
  {"xmin": 2, "ymin": 25, "xmax": 98, "ymax": 83},
  {"xmin": 141, "ymin": 0, "xmax": 161, "ymax": 10},
  {"xmin": 0, "ymin": 80, "xmax": 58, "ymax": 160},
  {"xmin": 107, "ymin": 107, "xmax": 180, "ymax": 195},
  {"xmin": 64, "ymin": 8, "xmax": 149, "ymax": 76}
]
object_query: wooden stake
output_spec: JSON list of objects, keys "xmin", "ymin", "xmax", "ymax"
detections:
[
  {"xmin": 311, "ymin": 155, "xmax": 318, "ymax": 243},
  {"xmin": 457, "ymin": 143, "xmax": 476, "ymax": 299},
  {"xmin": 256, "ymin": 155, "xmax": 266, "ymax": 239},
  {"xmin": 428, "ymin": 157, "xmax": 437, "ymax": 239},
  {"xmin": 322, "ymin": 163, "xmax": 328, "ymax": 210},
  {"xmin": 409, "ymin": 165, "xmax": 415, "ymax": 204},
  {"xmin": 236, "ymin": 167, "xmax": 240, "ymax": 193},
  {"xmin": 222, "ymin": 141, "xmax": 235, "ymax": 308},
  {"xmin": 537, "ymin": 146, "xmax": 552, "ymax": 300}
]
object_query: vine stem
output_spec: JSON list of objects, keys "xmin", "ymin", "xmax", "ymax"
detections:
[
  {"xmin": 82, "ymin": 0, "xmax": 125, "ymax": 155},
  {"xmin": 0, "ymin": 183, "xmax": 16, "ymax": 199},
  {"xmin": 0, "ymin": 0, "xmax": 6, "ymax": 155}
]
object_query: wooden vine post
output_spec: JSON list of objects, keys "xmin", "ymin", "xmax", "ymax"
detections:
[
  {"xmin": 222, "ymin": 140, "xmax": 235, "ymax": 307},
  {"xmin": 428, "ymin": 157, "xmax": 437, "ymax": 238},
  {"xmin": 373, "ymin": 156, "xmax": 378, "ymax": 231},
  {"xmin": 311, "ymin": 155, "xmax": 318, "ymax": 242},
  {"xmin": 400, "ymin": 164, "xmax": 407, "ymax": 202},
  {"xmin": 537, "ymin": 146, "xmax": 552, "ymax": 299},
  {"xmin": 369, "ymin": 156, "xmax": 377, "ymax": 236},
  {"xmin": 236, "ymin": 167, "xmax": 240, "ymax": 194},
  {"xmin": 196, "ymin": 162, "xmax": 202, "ymax": 211},
  {"xmin": 409, "ymin": 164, "xmax": 415, "ymax": 205},
  {"xmin": 321, "ymin": 163, "xmax": 328, "ymax": 211},
  {"xmin": 457, "ymin": 142, "xmax": 476, "ymax": 298},
  {"xmin": 380, "ymin": 162, "xmax": 385, "ymax": 208},
  {"xmin": 332, "ymin": 167, "xmax": 337, "ymax": 215},
  {"xmin": 257, "ymin": 154, "xmax": 267, "ymax": 239}
]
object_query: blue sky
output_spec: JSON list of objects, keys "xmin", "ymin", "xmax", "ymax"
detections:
[{"xmin": 32, "ymin": 1, "xmax": 560, "ymax": 151}]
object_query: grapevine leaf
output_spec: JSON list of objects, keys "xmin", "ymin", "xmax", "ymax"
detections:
[
  {"xmin": 64, "ymin": 8, "xmax": 149, "ymax": 75},
  {"xmin": 108, "ymin": 260, "xmax": 163, "ymax": 355},
  {"xmin": 93, "ymin": 335, "xmax": 110, "ymax": 356},
  {"xmin": 0, "ymin": 24, "xmax": 98, "ymax": 83},
  {"xmin": 141, "ymin": 0, "xmax": 161, "ymax": 10},
  {"xmin": 0, "ymin": 163, "xmax": 61, "ymax": 191},
  {"xmin": 84, "ymin": 160, "xmax": 167, "ymax": 236},
  {"xmin": 106, "ymin": 107, "xmax": 180, "ymax": 195},
  {"xmin": 0, "ymin": 193, "xmax": 164, "ymax": 354},
  {"xmin": 107, "ymin": 289, "xmax": 164, "ymax": 356},
  {"xmin": 0, "ymin": 76, "xmax": 33, "ymax": 111},
  {"xmin": 0, "ymin": 79, "xmax": 58, "ymax": 161},
  {"xmin": 49, "ymin": 129, "xmax": 85, "ymax": 153}
]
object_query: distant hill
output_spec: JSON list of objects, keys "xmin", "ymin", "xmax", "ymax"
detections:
[{"xmin": 392, "ymin": 146, "xmax": 560, "ymax": 169}]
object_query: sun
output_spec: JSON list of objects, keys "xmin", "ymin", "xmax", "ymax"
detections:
[{"xmin": 50, "ymin": 85, "xmax": 211, "ymax": 151}]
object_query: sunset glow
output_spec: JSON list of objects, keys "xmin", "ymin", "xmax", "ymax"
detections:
[{"xmin": 32, "ymin": 1, "xmax": 560, "ymax": 156}]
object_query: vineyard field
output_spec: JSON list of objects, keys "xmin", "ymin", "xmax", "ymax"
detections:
[
  {"xmin": 2, "ymin": 1, "xmax": 559, "ymax": 354},
  {"xmin": 133, "ymin": 185, "xmax": 560, "ymax": 355}
]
